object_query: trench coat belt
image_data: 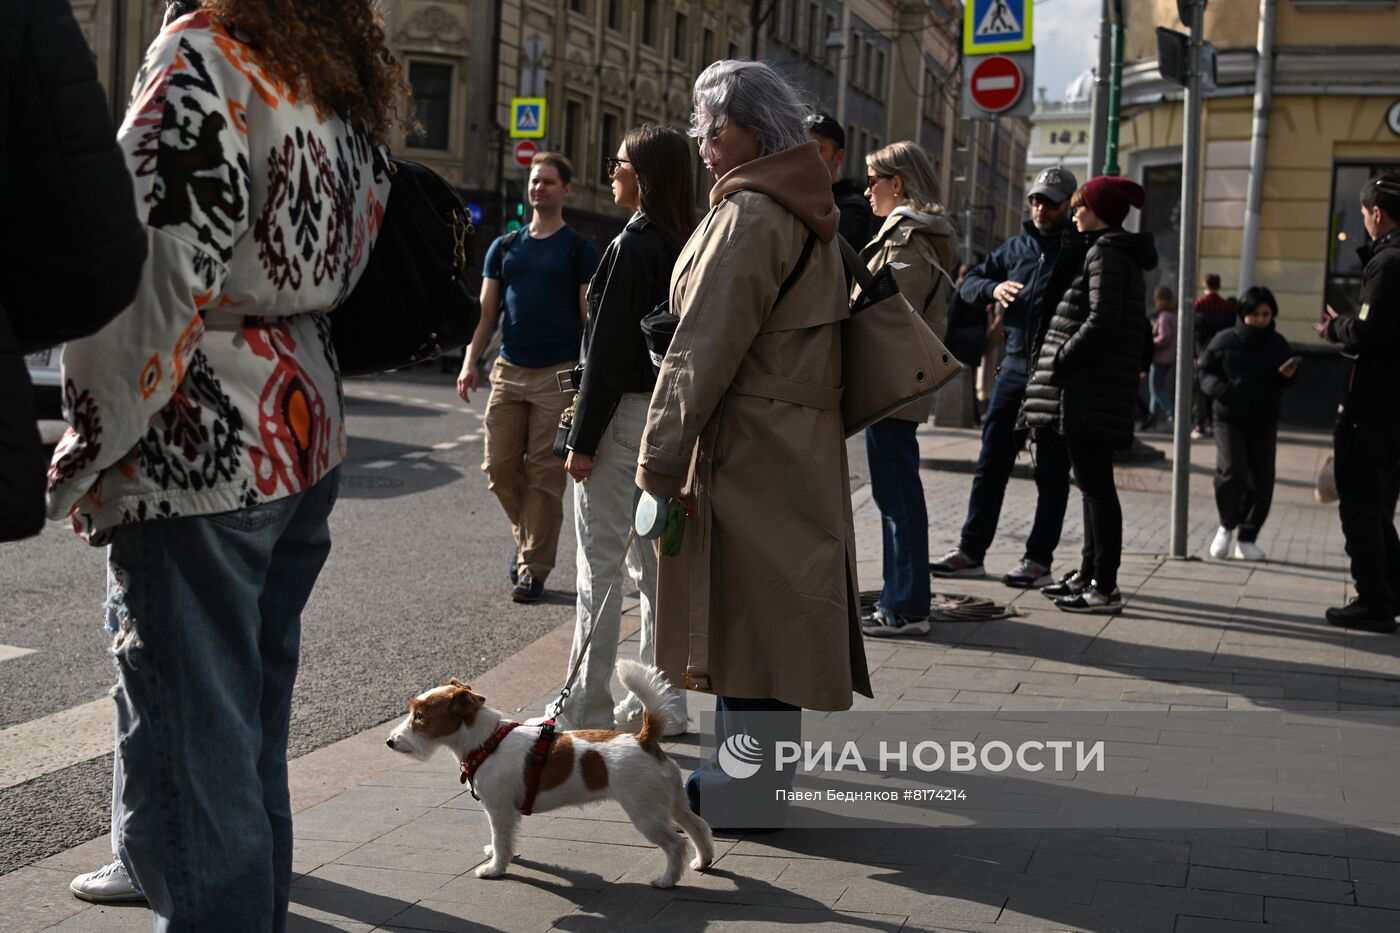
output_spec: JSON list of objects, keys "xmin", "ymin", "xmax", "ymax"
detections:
[{"xmin": 729, "ymin": 372, "xmax": 841, "ymax": 410}]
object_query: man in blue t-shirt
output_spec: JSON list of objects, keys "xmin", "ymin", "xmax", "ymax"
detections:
[{"xmin": 457, "ymin": 151, "xmax": 600, "ymax": 602}]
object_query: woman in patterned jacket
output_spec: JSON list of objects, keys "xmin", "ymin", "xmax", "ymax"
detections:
[{"xmin": 56, "ymin": 3, "xmax": 407, "ymax": 929}]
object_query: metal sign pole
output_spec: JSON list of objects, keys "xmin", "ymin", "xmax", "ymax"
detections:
[{"xmin": 1169, "ymin": 0, "xmax": 1206, "ymax": 559}]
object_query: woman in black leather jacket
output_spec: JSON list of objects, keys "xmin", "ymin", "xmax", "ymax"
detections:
[
  {"xmin": 1199, "ymin": 286, "xmax": 1297, "ymax": 562},
  {"xmin": 552, "ymin": 124, "xmax": 695, "ymax": 732},
  {"xmin": 1021, "ymin": 176, "xmax": 1157, "ymax": 614}
]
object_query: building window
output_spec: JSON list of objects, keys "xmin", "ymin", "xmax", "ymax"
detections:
[
  {"xmin": 600, "ymin": 111, "xmax": 620, "ymax": 185},
  {"xmin": 1328, "ymin": 161, "xmax": 1400, "ymax": 315},
  {"xmin": 823, "ymin": 13, "xmax": 837, "ymax": 69},
  {"xmin": 874, "ymin": 48, "xmax": 886, "ymax": 96},
  {"xmin": 849, "ymin": 31, "xmax": 862, "ymax": 88},
  {"xmin": 563, "ymin": 99, "xmax": 583, "ymax": 167},
  {"xmin": 607, "ymin": 0, "xmax": 622, "ymax": 30},
  {"xmin": 702, "ymin": 27, "xmax": 715, "ymax": 66},
  {"xmin": 569, "ymin": 0, "xmax": 585, "ymax": 13},
  {"xmin": 788, "ymin": 0, "xmax": 801, "ymax": 45},
  {"xmin": 406, "ymin": 61, "xmax": 451, "ymax": 150},
  {"xmin": 642, "ymin": 0, "xmax": 656, "ymax": 46},
  {"xmin": 807, "ymin": 3, "xmax": 819, "ymax": 57},
  {"xmin": 861, "ymin": 40, "xmax": 873, "ymax": 91},
  {"xmin": 673, "ymin": 12, "xmax": 688, "ymax": 60},
  {"xmin": 728, "ymin": 40, "xmax": 740, "ymax": 59}
]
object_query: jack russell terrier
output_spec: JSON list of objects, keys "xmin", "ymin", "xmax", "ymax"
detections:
[{"xmin": 386, "ymin": 660, "xmax": 713, "ymax": 887}]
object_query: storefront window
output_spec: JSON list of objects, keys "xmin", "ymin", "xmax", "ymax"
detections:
[
  {"xmin": 1326, "ymin": 162, "xmax": 1400, "ymax": 315},
  {"xmin": 1140, "ymin": 162, "xmax": 1182, "ymax": 300}
]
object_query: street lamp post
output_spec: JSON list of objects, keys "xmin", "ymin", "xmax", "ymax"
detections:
[{"xmin": 1170, "ymin": 0, "xmax": 1207, "ymax": 559}]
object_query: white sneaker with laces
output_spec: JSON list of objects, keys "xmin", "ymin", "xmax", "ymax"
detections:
[
  {"xmin": 70, "ymin": 861, "xmax": 146, "ymax": 904},
  {"xmin": 1209, "ymin": 526, "xmax": 1233, "ymax": 560},
  {"xmin": 1231, "ymin": 540, "xmax": 1266, "ymax": 561}
]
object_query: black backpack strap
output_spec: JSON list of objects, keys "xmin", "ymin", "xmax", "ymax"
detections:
[
  {"xmin": 501, "ymin": 229, "xmax": 521, "ymax": 253},
  {"xmin": 775, "ymin": 230, "xmax": 819, "ymax": 307}
]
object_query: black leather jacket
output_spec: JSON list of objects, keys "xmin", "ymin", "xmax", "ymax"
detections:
[{"xmin": 568, "ymin": 213, "xmax": 677, "ymax": 457}]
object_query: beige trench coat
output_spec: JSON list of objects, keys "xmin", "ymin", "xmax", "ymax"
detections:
[
  {"xmin": 636, "ymin": 144, "xmax": 873, "ymax": 712},
  {"xmin": 855, "ymin": 209, "xmax": 960, "ymax": 422}
]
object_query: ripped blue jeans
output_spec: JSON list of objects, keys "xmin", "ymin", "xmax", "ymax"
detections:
[{"xmin": 105, "ymin": 469, "xmax": 338, "ymax": 933}]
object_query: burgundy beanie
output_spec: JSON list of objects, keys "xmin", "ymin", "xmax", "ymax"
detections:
[{"xmin": 1080, "ymin": 175, "xmax": 1146, "ymax": 228}]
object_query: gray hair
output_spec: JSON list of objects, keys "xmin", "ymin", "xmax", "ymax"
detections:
[
  {"xmin": 867, "ymin": 141, "xmax": 944, "ymax": 215},
  {"xmin": 688, "ymin": 60, "xmax": 810, "ymax": 158}
]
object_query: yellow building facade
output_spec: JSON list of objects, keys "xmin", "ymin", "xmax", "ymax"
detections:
[{"xmin": 1116, "ymin": 0, "xmax": 1400, "ymax": 347}]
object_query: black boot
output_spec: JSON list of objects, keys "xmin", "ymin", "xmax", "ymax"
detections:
[{"xmin": 1325, "ymin": 599, "xmax": 1398, "ymax": 633}]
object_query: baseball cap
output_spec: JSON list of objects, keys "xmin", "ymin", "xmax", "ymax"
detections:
[
  {"xmin": 806, "ymin": 113, "xmax": 845, "ymax": 150},
  {"xmin": 1028, "ymin": 165, "xmax": 1078, "ymax": 204}
]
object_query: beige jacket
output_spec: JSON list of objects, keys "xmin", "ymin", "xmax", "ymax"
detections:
[
  {"xmin": 635, "ymin": 142, "xmax": 872, "ymax": 711},
  {"xmin": 854, "ymin": 207, "xmax": 959, "ymax": 422}
]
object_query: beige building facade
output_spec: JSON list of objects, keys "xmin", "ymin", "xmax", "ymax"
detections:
[
  {"xmin": 71, "ymin": 1, "xmax": 1028, "ymax": 261},
  {"xmin": 1116, "ymin": 0, "xmax": 1400, "ymax": 348}
]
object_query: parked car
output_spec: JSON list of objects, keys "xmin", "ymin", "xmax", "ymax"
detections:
[{"xmin": 25, "ymin": 345, "xmax": 63, "ymax": 420}]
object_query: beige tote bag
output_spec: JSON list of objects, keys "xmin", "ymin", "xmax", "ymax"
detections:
[{"xmin": 838, "ymin": 236, "xmax": 962, "ymax": 436}]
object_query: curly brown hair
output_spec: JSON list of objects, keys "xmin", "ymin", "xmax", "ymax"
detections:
[{"xmin": 201, "ymin": 0, "xmax": 412, "ymax": 143}]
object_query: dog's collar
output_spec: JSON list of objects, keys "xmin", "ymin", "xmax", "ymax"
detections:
[{"xmin": 459, "ymin": 719, "xmax": 557, "ymax": 816}]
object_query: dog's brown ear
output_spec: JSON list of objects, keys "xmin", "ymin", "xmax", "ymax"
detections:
[
  {"xmin": 448, "ymin": 686, "xmax": 483, "ymax": 718},
  {"xmin": 448, "ymin": 677, "xmax": 467, "ymax": 688}
]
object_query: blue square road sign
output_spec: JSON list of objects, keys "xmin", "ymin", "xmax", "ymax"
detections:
[{"xmin": 964, "ymin": 0, "xmax": 1033, "ymax": 56}]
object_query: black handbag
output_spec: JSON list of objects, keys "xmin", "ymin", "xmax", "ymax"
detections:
[{"xmin": 331, "ymin": 157, "xmax": 481, "ymax": 376}]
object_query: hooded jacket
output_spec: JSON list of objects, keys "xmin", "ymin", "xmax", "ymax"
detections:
[
  {"xmin": 1329, "ymin": 228, "xmax": 1400, "ymax": 421},
  {"xmin": 1021, "ymin": 229, "xmax": 1159, "ymax": 448},
  {"xmin": 854, "ymin": 206, "xmax": 959, "ymax": 421},
  {"xmin": 636, "ymin": 141, "xmax": 871, "ymax": 711},
  {"xmin": 1198, "ymin": 314, "xmax": 1294, "ymax": 427}
]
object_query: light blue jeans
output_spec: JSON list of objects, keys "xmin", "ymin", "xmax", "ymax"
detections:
[{"xmin": 105, "ymin": 469, "xmax": 339, "ymax": 933}]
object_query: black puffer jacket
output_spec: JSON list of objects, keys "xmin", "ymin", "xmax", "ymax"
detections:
[
  {"xmin": 1198, "ymin": 319, "xmax": 1293, "ymax": 426},
  {"xmin": 0, "ymin": 0, "xmax": 146, "ymax": 542},
  {"xmin": 1021, "ymin": 229, "xmax": 1158, "ymax": 448}
]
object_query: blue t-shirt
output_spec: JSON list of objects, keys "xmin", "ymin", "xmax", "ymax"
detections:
[{"xmin": 483, "ymin": 225, "xmax": 601, "ymax": 369}]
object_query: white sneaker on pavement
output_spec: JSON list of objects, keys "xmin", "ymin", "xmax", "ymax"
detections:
[
  {"xmin": 70, "ymin": 861, "xmax": 146, "ymax": 904},
  {"xmin": 1209, "ymin": 526, "xmax": 1233, "ymax": 560},
  {"xmin": 1231, "ymin": 540, "xmax": 1266, "ymax": 561}
]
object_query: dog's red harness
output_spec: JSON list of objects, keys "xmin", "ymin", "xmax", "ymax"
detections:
[{"xmin": 459, "ymin": 719, "xmax": 557, "ymax": 815}]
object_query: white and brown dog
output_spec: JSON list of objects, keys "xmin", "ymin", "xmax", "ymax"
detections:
[{"xmin": 386, "ymin": 660, "xmax": 713, "ymax": 887}]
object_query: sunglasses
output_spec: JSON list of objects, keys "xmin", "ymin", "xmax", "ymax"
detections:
[
  {"xmin": 1029, "ymin": 194, "xmax": 1064, "ymax": 209},
  {"xmin": 605, "ymin": 157, "xmax": 631, "ymax": 178},
  {"xmin": 866, "ymin": 173, "xmax": 892, "ymax": 188}
]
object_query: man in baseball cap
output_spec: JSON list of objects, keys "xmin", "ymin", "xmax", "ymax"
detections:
[
  {"xmin": 1027, "ymin": 165, "xmax": 1078, "ymax": 205},
  {"xmin": 930, "ymin": 164, "xmax": 1083, "ymax": 591},
  {"xmin": 807, "ymin": 113, "xmax": 875, "ymax": 252}
]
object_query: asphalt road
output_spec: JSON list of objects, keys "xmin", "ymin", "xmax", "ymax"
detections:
[{"xmin": 0, "ymin": 368, "xmax": 582, "ymax": 875}]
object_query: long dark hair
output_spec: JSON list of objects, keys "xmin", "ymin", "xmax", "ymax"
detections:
[{"xmin": 624, "ymin": 124, "xmax": 695, "ymax": 256}]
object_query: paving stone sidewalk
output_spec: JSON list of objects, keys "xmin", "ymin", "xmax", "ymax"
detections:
[{"xmin": 11, "ymin": 427, "xmax": 1400, "ymax": 933}]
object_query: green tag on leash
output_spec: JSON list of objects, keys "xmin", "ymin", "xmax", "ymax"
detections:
[{"xmin": 659, "ymin": 499, "xmax": 690, "ymax": 556}]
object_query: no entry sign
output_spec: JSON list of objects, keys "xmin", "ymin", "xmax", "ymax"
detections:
[
  {"xmin": 513, "ymin": 139, "xmax": 538, "ymax": 169},
  {"xmin": 968, "ymin": 55, "xmax": 1024, "ymax": 114}
]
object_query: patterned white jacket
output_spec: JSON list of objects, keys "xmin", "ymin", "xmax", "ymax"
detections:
[{"xmin": 47, "ymin": 12, "xmax": 390, "ymax": 542}]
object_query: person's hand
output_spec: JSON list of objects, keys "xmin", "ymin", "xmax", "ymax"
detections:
[
  {"xmin": 456, "ymin": 359, "xmax": 480, "ymax": 403},
  {"xmin": 1315, "ymin": 305, "xmax": 1339, "ymax": 343},
  {"xmin": 992, "ymin": 281, "xmax": 1024, "ymax": 307},
  {"xmin": 1279, "ymin": 357, "xmax": 1300, "ymax": 378},
  {"xmin": 565, "ymin": 450, "xmax": 595, "ymax": 483}
]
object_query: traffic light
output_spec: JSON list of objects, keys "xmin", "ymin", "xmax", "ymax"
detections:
[{"xmin": 504, "ymin": 179, "xmax": 525, "ymax": 233}]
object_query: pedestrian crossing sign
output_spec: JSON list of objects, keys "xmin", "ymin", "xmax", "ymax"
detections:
[
  {"xmin": 964, "ymin": 0, "xmax": 1033, "ymax": 55},
  {"xmin": 510, "ymin": 98, "xmax": 546, "ymax": 139}
]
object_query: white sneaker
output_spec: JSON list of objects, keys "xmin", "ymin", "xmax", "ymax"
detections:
[
  {"xmin": 1208, "ymin": 526, "xmax": 1233, "ymax": 560},
  {"xmin": 70, "ymin": 861, "xmax": 146, "ymax": 904},
  {"xmin": 1231, "ymin": 540, "xmax": 1266, "ymax": 561}
]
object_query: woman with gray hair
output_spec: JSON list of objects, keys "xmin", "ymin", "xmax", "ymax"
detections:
[
  {"xmin": 636, "ymin": 60, "xmax": 872, "ymax": 827},
  {"xmin": 857, "ymin": 140, "xmax": 959, "ymax": 637}
]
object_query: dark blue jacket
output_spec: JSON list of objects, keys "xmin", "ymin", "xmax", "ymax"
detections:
[{"xmin": 959, "ymin": 219, "xmax": 1069, "ymax": 365}]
